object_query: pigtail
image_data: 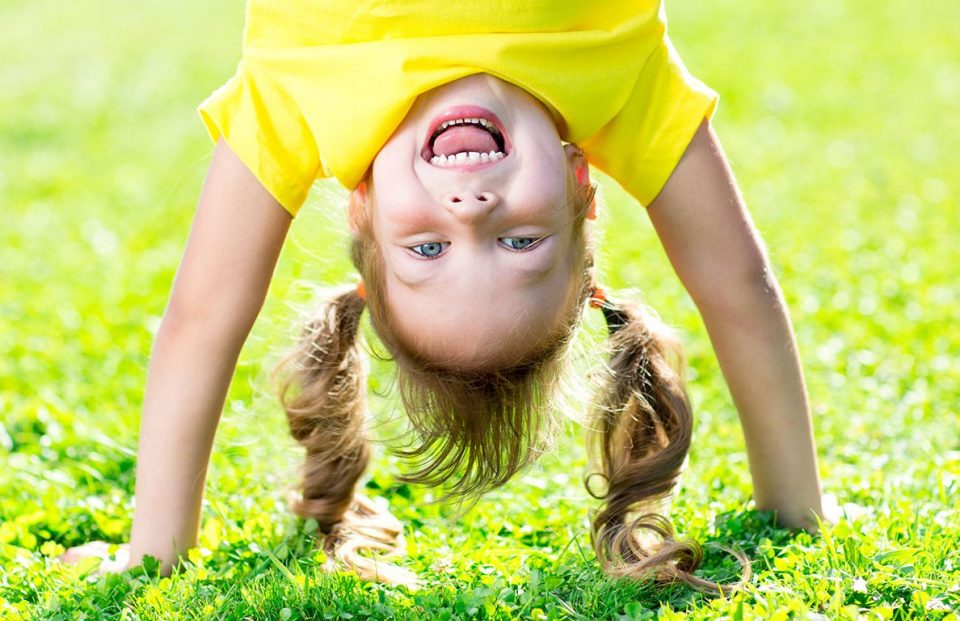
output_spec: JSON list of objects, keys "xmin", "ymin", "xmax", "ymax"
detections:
[
  {"xmin": 586, "ymin": 293, "xmax": 750, "ymax": 595},
  {"xmin": 275, "ymin": 286, "xmax": 418, "ymax": 588}
]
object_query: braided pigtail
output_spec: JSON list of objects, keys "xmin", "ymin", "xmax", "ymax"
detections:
[
  {"xmin": 275, "ymin": 286, "xmax": 418, "ymax": 588},
  {"xmin": 585, "ymin": 290, "xmax": 750, "ymax": 595}
]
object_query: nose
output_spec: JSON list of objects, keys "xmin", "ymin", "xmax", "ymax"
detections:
[{"xmin": 442, "ymin": 191, "xmax": 499, "ymax": 224}]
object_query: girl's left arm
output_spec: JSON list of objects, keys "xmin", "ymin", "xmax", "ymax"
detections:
[{"xmin": 645, "ymin": 119, "xmax": 824, "ymax": 532}]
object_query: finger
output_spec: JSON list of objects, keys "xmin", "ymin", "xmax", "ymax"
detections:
[
  {"xmin": 58, "ymin": 541, "xmax": 108, "ymax": 563},
  {"xmin": 58, "ymin": 541, "xmax": 126, "ymax": 566}
]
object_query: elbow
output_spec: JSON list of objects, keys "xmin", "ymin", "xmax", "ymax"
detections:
[
  {"xmin": 686, "ymin": 259, "xmax": 784, "ymax": 321},
  {"xmin": 159, "ymin": 295, "xmax": 259, "ymax": 348}
]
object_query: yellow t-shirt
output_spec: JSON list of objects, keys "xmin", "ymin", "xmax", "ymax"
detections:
[{"xmin": 198, "ymin": 0, "xmax": 718, "ymax": 217}]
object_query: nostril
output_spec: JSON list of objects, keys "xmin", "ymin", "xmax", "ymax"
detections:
[{"xmin": 444, "ymin": 192, "xmax": 496, "ymax": 208}]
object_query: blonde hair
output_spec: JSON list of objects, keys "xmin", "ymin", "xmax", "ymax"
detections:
[{"xmin": 274, "ymin": 179, "xmax": 749, "ymax": 593}]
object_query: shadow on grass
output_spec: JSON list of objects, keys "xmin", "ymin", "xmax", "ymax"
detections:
[
  {"xmin": 37, "ymin": 508, "xmax": 813, "ymax": 620},
  {"xmin": 552, "ymin": 509, "xmax": 814, "ymax": 618},
  {"xmin": 229, "ymin": 508, "xmax": 811, "ymax": 619},
  {"xmin": 695, "ymin": 507, "xmax": 806, "ymax": 583}
]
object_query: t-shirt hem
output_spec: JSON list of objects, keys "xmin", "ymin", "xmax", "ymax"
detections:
[
  {"xmin": 198, "ymin": 103, "xmax": 307, "ymax": 218},
  {"xmin": 638, "ymin": 88, "xmax": 718, "ymax": 208}
]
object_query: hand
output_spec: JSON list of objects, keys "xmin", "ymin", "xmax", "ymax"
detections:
[{"xmin": 57, "ymin": 541, "xmax": 130, "ymax": 576}]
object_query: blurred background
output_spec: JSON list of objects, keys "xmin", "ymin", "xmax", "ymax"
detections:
[{"xmin": 1, "ymin": 0, "xmax": 958, "ymax": 616}]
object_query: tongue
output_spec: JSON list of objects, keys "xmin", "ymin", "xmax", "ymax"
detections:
[{"xmin": 433, "ymin": 125, "xmax": 498, "ymax": 156}]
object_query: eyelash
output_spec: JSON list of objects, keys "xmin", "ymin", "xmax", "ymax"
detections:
[{"xmin": 408, "ymin": 237, "xmax": 545, "ymax": 259}]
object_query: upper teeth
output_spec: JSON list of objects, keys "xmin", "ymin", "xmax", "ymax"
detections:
[
  {"xmin": 430, "ymin": 151, "xmax": 505, "ymax": 166},
  {"xmin": 435, "ymin": 117, "xmax": 500, "ymax": 135}
]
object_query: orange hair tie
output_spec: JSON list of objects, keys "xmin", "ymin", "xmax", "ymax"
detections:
[
  {"xmin": 585, "ymin": 196, "xmax": 598, "ymax": 220},
  {"xmin": 356, "ymin": 279, "xmax": 366, "ymax": 301},
  {"xmin": 589, "ymin": 286, "xmax": 607, "ymax": 309}
]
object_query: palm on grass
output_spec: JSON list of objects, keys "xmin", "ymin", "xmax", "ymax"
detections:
[{"xmin": 58, "ymin": 542, "xmax": 130, "ymax": 575}]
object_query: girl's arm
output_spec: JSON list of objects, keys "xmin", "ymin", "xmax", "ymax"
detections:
[
  {"xmin": 63, "ymin": 139, "xmax": 292, "ymax": 573},
  {"xmin": 645, "ymin": 119, "xmax": 824, "ymax": 532}
]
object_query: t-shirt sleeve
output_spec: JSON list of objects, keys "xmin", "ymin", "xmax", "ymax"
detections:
[
  {"xmin": 197, "ymin": 60, "xmax": 321, "ymax": 217},
  {"xmin": 580, "ymin": 36, "xmax": 719, "ymax": 208}
]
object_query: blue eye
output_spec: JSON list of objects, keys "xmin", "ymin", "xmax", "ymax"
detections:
[
  {"xmin": 409, "ymin": 242, "xmax": 448, "ymax": 258},
  {"xmin": 501, "ymin": 237, "xmax": 540, "ymax": 251}
]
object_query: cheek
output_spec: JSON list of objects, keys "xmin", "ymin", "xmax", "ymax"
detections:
[
  {"xmin": 369, "ymin": 185, "xmax": 436, "ymax": 241},
  {"xmin": 510, "ymin": 136, "xmax": 571, "ymax": 211},
  {"xmin": 370, "ymin": 139, "xmax": 433, "ymax": 235},
  {"xmin": 510, "ymin": 168, "xmax": 569, "ymax": 218},
  {"xmin": 371, "ymin": 120, "xmax": 421, "ymax": 183},
  {"xmin": 371, "ymin": 143, "xmax": 407, "ymax": 188}
]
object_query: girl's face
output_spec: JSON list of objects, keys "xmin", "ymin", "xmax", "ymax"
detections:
[{"xmin": 358, "ymin": 74, "xmax": 589, "ymax": 370}]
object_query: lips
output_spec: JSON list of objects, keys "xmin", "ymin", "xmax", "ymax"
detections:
[{"xmin": 420, "ymin": 106, "xmax": 511, "ymax": 170}]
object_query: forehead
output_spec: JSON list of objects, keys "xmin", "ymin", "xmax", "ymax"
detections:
[{"xmin": 382, "ymin": 250, "xmax": 582, "ymax": 371}]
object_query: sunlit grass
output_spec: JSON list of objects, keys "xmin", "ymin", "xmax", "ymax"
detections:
[{"xmin": 1, "ymin": 0, "xmax": 958, "ymax": 618}]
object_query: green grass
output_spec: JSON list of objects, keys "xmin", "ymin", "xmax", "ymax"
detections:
[{"xmin": 2, "ymin": 0, "xmax": 958, "ymax": 618}]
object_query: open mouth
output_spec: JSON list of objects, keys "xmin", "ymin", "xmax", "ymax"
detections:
[{"xmin": 421, "ymin": 106, "xmax": 510, "ymax": 169}]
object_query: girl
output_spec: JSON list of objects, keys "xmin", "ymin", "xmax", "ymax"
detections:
[{"xmin": 60, "ymin": 0, "xmax": 824, "ymax": 595}]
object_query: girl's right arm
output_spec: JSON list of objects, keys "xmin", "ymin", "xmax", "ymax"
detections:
[
  {"xmin": 645, "ymin": 120, "xmax": 823, "ymax": 532},
  {"xmin": 62, "ymin": 139, "xmax": 293, "ymax": 574}
]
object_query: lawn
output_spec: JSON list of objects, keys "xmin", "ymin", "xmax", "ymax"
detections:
[{"xmin": 1, "ymin": 0, "xmax": 958, "ymax": 619}]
